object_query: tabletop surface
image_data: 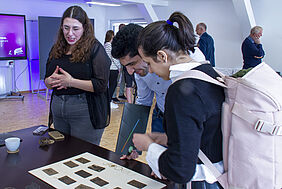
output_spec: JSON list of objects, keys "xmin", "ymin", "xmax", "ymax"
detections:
[{"xmin": 0, "ymin": 126, "xmax": 174, "ymax": 189}]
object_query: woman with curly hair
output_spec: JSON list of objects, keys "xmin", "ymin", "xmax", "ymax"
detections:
[{"xmin": 44, "ymin": 6, "xmax": 111, "ymax": 145}]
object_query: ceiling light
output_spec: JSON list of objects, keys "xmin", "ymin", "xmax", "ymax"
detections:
[{"xmin": 86, "ymin": 1, "xmax": 121, "ymax": 6}]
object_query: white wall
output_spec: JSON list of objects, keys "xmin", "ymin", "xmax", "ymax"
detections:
[
  {"xmin": 105, "ymin": 0, "xmax": 244, "ymax": 69},
  {"xmin": 1, "ymin": 0, "xmax": 278, "ymax": 92},
  {"xmin": 153, "ymin": 0, "xmax": 243, "ymax": 69},
  {"xmin": 0, "ymin": 0, "xmax": 107, "ymax": 92},
  {"xmin": 105, "ymin": 4, "xmax": 144, "ymax": 30},
  {"xmin": 251, "ymin": 0, "xmax": 282, "ymax": 73}
]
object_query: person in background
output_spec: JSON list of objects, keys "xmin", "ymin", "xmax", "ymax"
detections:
[
  {"xmin": 196, "ymin": 23, "xmax": 215, "ymax": 67},
  {"xmin": 123, "ymin": 64, "xmax": 135, "ymax": 103},
  {"xmin": 112, "ymin": 23, "xmax": 127, "ymax": 103},
  {"xmin": 112, "ymin": 23, "xmax": 170, "ymax": 133},
  {"xmin": 133, "ymin": 12, "xmax": 224, "ymax": 189},
  {"xmin": 44, "ymin": 6, "xmax": 111, "ymax": 145},
  {"xmin": 104, "ymin": 30, "xmax": 120, "ymax": 109},
  {"xmin": 241, "ymin": 26, "xmax": 265, "ymax": 69}
]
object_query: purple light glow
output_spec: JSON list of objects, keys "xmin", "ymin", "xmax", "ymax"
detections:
[{"xmin": 0, "ymin": 14, "xmax": 27, "ymax": 60}]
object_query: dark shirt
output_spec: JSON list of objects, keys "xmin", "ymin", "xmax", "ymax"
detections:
[
  {"xmin": 198, "ymin": 32, "xmax": 215, "ymax": 67},
  {"xmin": 45, "ymin": 55, "xmax": 90, "ymax": 95},
  {"xmin": 159, "ymin": 64, "xmax": 224, "ymax": 184},
  {"xmin": 241, "ymin": 36, "xmax": 265, "ymax": 69}
]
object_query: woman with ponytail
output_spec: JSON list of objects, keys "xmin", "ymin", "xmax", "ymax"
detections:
[{"xmin": 132, "ymin": 12, "xmax": 224, "ymax": 189}]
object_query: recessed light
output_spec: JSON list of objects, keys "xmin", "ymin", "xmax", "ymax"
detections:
[{"xmin": 86, "ymin": 1, "xmax": 121, "ymax": 7}]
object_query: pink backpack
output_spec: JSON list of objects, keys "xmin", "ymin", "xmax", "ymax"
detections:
[{"xmin": 175, "ymin": 62, "xmax": 282, "ymax": 189}]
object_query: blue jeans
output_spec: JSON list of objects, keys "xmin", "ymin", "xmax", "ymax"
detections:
[
  {"xmin": 51, "ymin": 93, "xmax": 104, "ymax": 145},
  {"xmin": 151, "ymin": 105, "xmax": 165, "ymax": 133}
]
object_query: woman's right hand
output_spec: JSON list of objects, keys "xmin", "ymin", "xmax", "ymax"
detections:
[{"xmin": 45, "ymin": 66, "xmax": 65, "ymax": 89}]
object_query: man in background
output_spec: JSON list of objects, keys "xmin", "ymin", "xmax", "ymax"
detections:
[
  {"xmin": 196, "ymin": 22, "xmax": 215, "ymax": 67},
  {"xmin": 112, "ymin": 24, "xmax": 169, "ymax": 133},
  {"xmin": 112, "ymin": 23, "xmax": 127, "ymax": 103},
  {"xmin": 241, "ymin": 26, "xmax": 265, "ymax": 69}
]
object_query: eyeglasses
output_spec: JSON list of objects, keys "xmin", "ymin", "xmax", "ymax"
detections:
[{"xmin": 62, "ymin": 25, "xmax": 83, "ymax": 33}]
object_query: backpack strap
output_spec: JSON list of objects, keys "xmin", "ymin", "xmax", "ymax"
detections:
[
  {"xmin": 232, "ymin": 102, "xmax": 282, "ymax": 135},
  {"xmin": 173, "ymin": 70, "xmax": 229, "ymax": 188},
  {"xmin": 198, "ymin": 150, "xmax": 228, "ymax": 188},
  {"xmin": 173, "ymin": 70, "xmax": 227, "ymax": 88}
]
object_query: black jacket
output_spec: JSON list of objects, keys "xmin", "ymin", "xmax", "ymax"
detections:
[{"xmin": 159, "ymin": 64, "xmax": 224, "ymax": 183}]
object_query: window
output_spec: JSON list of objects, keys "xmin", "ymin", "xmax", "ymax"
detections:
[{"xmin": 110, "ymin": 19, "xmax": 147, "ymax": 34}]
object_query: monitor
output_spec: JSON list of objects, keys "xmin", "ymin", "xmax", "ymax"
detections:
[{"xmin": 0, "ymin": 14, "xmax": 27, "ymax": 60}]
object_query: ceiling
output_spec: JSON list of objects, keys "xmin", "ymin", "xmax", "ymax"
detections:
[{"xmin": 45, "ymin": 0, "xmax": 168, "ymax": 6}]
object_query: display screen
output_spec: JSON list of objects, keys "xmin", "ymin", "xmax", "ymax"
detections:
[{"xmin": 0, "ymin": 14, "xmax": 27, "ymax": 60}]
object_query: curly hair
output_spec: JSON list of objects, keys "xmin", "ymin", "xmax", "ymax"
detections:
[
  {"xmin": 49, "ymin": 6, "xmax": 95, "ymax": 63},
  {"xmin": 111, "ymin": 24, "xmax": 143, "ymax": 59}
]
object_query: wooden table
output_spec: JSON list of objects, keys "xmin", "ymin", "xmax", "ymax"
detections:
[{"xmin": 0, "ymin": 126, "xmax": 175, "ymax": 189}]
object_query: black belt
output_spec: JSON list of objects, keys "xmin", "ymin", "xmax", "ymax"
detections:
[{"xmin": 155, "ymin": 104, "xmax": 164, "ymax": 118}]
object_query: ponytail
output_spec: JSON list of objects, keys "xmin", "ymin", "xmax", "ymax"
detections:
[
  {"xmin": 168, "ymin": 12, "xmax": 196, "ymax": 53},
  {"xmin": 137, "ymin": 11, "xmax": 196, "ymax": 59}
]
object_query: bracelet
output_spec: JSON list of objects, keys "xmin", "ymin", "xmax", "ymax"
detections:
[{"xmin": 68, "ymin": 77, "xmax": 73, "ymax": 88}]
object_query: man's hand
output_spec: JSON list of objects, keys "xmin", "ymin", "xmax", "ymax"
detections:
[
  {"xmin": 120, "ymin": 150, "xmax": 139, "ymax": 160},
  {"xmin": 254, "ymin": 56, "xmax": 263, "ymax": 59},
  {"xmin": 132, "ymin": 133, "xmax": 154, "ymax": 151}
]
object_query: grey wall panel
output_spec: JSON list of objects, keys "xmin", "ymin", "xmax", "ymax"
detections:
[{"xmin": 38, "ymin": 16, "xmax": 61, "ymax": 80}]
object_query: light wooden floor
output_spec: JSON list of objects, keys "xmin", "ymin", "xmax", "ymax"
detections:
[{"xmin": 0, "ymin": 92, "xmax": 154, "ymax": 163}]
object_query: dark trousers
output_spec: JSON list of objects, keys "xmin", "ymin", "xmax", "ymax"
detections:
[
  {"xmin": 109, "ymin": 70, "xmax": 119, "ymax": 100},
  {"xmin": 175, "ymin": 181, "xmax": 222, "ymax": 189}
]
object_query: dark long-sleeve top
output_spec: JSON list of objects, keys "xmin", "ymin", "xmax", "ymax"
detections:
[
  {"xmin": 45, "ymin": 41, "xmax": 110, "ymax": 95},
  {"xmin": 158, "ymin": 64, "xmax": 224, "ymax": 184},
  {"xmin": 45, "ymin": 40, "xmax": 111, "ymax": 129},
  {"xmin": 241, "ymin": 36, "xmax": 265, "ymax": 69},
  {"xmin": 198, "ymin": 32, "xmax": 215, "ymax": 67}
]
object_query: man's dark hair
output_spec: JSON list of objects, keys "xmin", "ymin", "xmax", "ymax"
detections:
[{"xmin": 112, "ymin": 23, "xmax": 143, "ymax": 59}]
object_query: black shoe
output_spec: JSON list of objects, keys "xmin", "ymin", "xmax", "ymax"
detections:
[
  {"xmin": 112, "ymin": 98, "xmax": 124, "ymax": 104},
  {"xmin": 112, "ymin": 98, "xmax": 120, "ymax": 103},
  {"xmin": 118, "ymin": 95, "xmax": 127, "ymax": 100}
]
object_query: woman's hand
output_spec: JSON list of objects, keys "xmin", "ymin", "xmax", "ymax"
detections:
[
  {"xmin": 147, "ymin": 132, "xmax": 168, "ymax": 146},
  {"xmin": 50, "ymin": 68, "xmax": 73, "ymax": 90},
  {"xmin": 132, "ymin": 133, "xmax": 154, "ymax": 151},
  {"xmin": 45, "ymin": 66, "xmax": 61, "ymax": 89},
  {"xmin": 151, "ymin": 171, "xmax": 167, "ymax": 180}
]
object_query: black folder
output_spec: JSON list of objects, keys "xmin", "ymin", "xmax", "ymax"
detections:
[{"xmin": 115, "ymin": 103, "xmax": 151, "ymax": 155}]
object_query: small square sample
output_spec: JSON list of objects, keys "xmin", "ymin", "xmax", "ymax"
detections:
[
  {"xmin": 90, "ymin": 177, "xmax": 109, "ymax": 187},
  {"xmin": 88, "ymin": 164, "xmax": 105, "ymax": 172},
  {"xmin": 75, "ymin": 184, "xmax": 95, "ymax": 189},
  {"xmin": 127, "ymin": 180, "xmax": 147, "ymax": 188},
  {"xmin": 58, "ymin": 176, "xmax": 76, "ymax": 185},
  {"xmin": 42, "ymin": 168, "xmax": 58, "ymax": 176},
  {"xmin": 75, "ymin": 170, "xmax": 92, "ymax": 178},
  {"xmin": 63, "ymin": 161, "xmax": 79, "ymax": 168},
  {"xmin": 75, "ymin": 157, "xmax": 90, "ymax": 164}
]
